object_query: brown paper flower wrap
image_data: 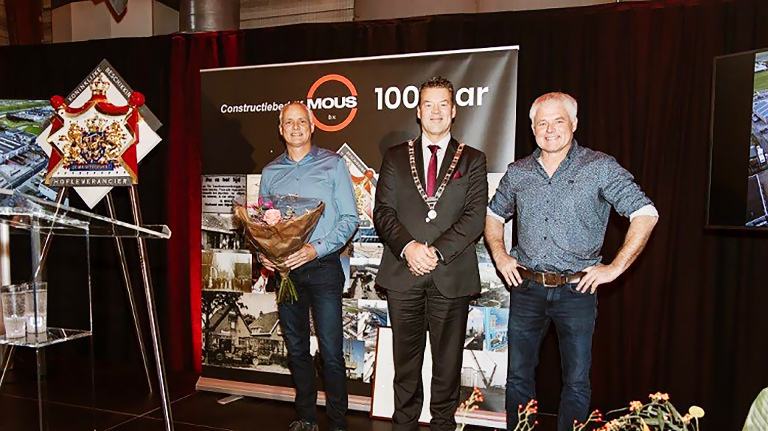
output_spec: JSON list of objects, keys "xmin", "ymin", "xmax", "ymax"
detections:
[{"xmin": 233, "ymin": 197, "xmax": 325, "ymax": 304}]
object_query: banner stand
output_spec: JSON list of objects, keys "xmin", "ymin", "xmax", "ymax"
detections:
[
  {"xmin": 196, "ymin": 377, "xmax": 373, "ymax": 412},
  {"xmin": 199, "ymin": 46, "xmax": 520, "ymax": 428},
  {"xmin": 196, "ymin": 376, "xmax": 507, "ymax": 428}
]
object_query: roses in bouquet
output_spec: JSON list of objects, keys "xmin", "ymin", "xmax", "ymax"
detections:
[{"xmin": 234, "ymin": 195, "xmax": 325, "ymax": 304}]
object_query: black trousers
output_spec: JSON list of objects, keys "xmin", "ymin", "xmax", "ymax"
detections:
[{"xmin": 386, "ymin": 278, "xmax": 471, "ymax": 431}]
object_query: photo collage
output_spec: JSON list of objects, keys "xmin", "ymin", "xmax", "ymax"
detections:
[{"xmin": 201, "ymin": 146, "xmax": 512, "ymax": 414}]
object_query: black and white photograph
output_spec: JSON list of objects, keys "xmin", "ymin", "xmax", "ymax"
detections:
[
  {"xmin": 202, "ymin": 212, "xmax": 246, "ymax": 251},
  {"xmin": 202, "ymin": 174, "xmax": 246, "ymax": 213},
  {"xmin": 242, "ymin": 293, "xmax": 280, "ymax": 336},
  {"xmin": 201, "ymin": 289, "xmax": 253, "ymax": 368},
  {"xmin": 241, "ymin": 293, "xmax": 288, "ymax": 374},
  {"xmin": 201, "ymin": 250, "xmax": 252, "ymax": 292},
  {"xmin": 246, "ymin": 173, "xmax": 261, "ymax": 206},
  {"xmin": 249, "ymin": 335, "xmax": 290, "ymax": 373},
  {"xmin": 201, "ymin": 291, "xmax": 291, "ymax": 373}
]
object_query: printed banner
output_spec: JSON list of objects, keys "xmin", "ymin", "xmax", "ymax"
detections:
[
  {"xmin": 200, "ymin": 46, "xmax": 518, "ymax": 175},
  {"xmin": 199, "ymin": 47, "xmax": 518, "ymax": 427}
]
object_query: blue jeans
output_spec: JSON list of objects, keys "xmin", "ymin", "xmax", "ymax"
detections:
[
  {"xmin": 505, "ymin": 280, "xmax": 597, "ymax": 431},
  {"xmin": 279, "ymin": 252, "xmax": 347, "ymax": 430}
]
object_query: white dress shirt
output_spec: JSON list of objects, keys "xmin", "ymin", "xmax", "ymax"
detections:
[{"xmin": 421, "ymin": 133, "xmax": 451, "ymax": 178}]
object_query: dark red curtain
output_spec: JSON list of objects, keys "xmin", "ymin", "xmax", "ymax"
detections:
[
  {"xmin": 167, "ymin": 31, "xmax": 244, "ymax": 373},
  {"xmin": 4, "ymin": 0, "xmax": 43, "ymax": 45}
]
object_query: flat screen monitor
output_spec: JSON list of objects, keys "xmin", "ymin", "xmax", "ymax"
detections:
[
  {"xmin": 0, "ymin": 100, "xmax": 62, "ymax": 201},
  {"xmin": 708, "ymin": 48, "xmax": 768, "ymax": 228}
]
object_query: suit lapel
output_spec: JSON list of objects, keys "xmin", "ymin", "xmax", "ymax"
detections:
[{"xmin": 436, "ymin": 138, "xmax": 459, "ymax": 184}]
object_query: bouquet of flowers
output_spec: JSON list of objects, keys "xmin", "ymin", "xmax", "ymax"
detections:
[{"xmin": 233, "ymin": 195, "xmax": 325, "ymax": 304}]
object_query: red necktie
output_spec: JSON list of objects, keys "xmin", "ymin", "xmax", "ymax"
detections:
[{"xmin": 426, "ymin": 145, "xmax": 440, "ymax": 197}]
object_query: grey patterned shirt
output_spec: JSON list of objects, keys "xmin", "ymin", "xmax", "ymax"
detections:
[{"xmin": 488, "ymin": 140, "xmax": 655, "ymax": 273}]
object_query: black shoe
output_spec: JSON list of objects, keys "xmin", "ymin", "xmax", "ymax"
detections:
[{"xmin": 288, "ymin": 420, "xmax": 318, "ymax": 431}]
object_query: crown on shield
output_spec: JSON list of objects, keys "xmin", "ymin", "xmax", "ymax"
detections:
[
  {"xmin": 84, "ymin": 116, "xmax": 107, "ymax": 132},
  {"xmin": 89, "ymin": 75, "xmax": 111, "ymax": 95}
]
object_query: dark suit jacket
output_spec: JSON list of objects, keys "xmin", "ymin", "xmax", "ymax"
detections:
[{"xmin": 373, "ymin": 137, "xmax": 488, "ymax": 298}]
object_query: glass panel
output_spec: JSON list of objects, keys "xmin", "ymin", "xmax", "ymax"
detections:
[
  {"xmin": 0, "ymin": 328, "xmax": 92, "ymax": 348},
  {"xmin": 0, "ymin": 188, "xmax": 171, "ymax": 238}
]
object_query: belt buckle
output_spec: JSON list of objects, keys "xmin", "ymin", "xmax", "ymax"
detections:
[{"xmin": 541, "ymin": 271, "xmax": 559, "ymax": 288}]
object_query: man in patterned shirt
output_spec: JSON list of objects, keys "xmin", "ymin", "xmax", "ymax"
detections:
[{"xmin": 484, "ymin": 92, "xmax": 659, "ymax": 431}]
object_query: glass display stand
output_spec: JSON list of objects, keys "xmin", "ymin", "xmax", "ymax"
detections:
[{"xmin": 0, "ymin": 188, "xmax": 171, "ymax": 430}]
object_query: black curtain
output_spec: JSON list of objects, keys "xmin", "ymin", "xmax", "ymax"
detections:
[
  {"xmin": 0, "ymin": 36, "xmax": 174, "ymax": 366},
  {"xmin": 1, "ymin": 1, "xmax": 767, "ymax": 430},
  {"xmin": 239, "ymin": 1, "xmax": 768, "ymax": 429}
]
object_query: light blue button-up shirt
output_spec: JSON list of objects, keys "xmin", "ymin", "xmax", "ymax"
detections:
[{"xmin": 259, "ymin": 145, "xmax": 359, "ymax": 258}]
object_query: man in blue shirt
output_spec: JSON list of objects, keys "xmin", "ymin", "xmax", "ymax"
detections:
[
  {"xmin": 485, "ymin": 92, "xmax": 658, "ymax": 431},
  {"xmin": 259, "ymin": 101, "xmax": 359, "ymax": 431}
]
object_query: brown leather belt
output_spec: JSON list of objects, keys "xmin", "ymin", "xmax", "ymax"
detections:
[{"xmin": 518, "ymin": 267, "xmax": 586, "ymax": 287}]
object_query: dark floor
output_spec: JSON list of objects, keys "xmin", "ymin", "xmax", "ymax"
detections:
[{"xmin": 0, "ymin": 354, "xmax": 559, "ymax": 431}]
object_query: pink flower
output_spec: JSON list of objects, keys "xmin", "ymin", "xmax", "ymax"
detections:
[
  {"xmin": 257, "ymin": 197, "xmax": 274, "ymax": 209},
  {"xmin": 263, "ymin": 209, "xmax": 282, "ymax": 225}
]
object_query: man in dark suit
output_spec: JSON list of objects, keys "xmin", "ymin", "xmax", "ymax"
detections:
[{"xmin": 373, "ymin": 76, "xmax": 488, "ymax": 431}]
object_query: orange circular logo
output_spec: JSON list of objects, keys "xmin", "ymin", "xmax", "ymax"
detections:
[{"xmin": 306, "ymin": 74, "xmax": 358, "ymax": 132}]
